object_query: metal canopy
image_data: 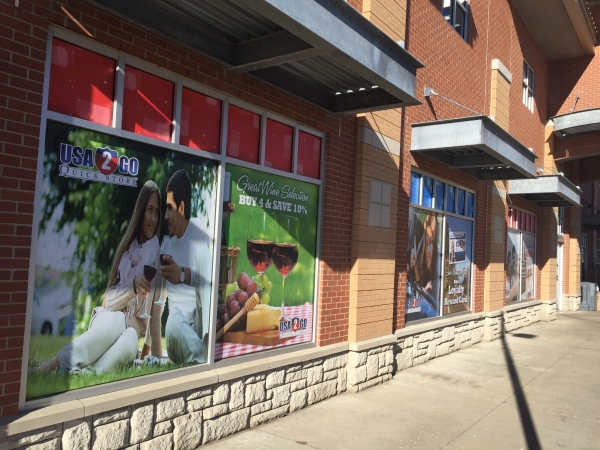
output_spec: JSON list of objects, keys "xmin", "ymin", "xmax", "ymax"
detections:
[
  {"xmin": 553, "ymin": 108, "xmax": 600, "ymax": 137},
  {"xmin": 509, "ymin": 175, "xmax": 582, "ymax": 208},
  {"xmin": 410, "ymin": 116, "xmax": 537, "ymax": 180},
  {"xmin": 89, "ymin": 0, "xmax": 423, "ymax": 114},
  {"xmin": 582, "ymin": 214, "xmax": 600, "ymax": 230}
]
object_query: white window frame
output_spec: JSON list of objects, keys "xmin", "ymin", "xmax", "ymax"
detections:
[
  {"xmin": 522, "ymin": 61, "xmax": 535, "ymax": 112},
  {"xmin": 442, "ymin": 0, "xmax": 469, "ymax": 41}
]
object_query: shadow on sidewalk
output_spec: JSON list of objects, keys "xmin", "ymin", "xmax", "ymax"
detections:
[{"xmin": 500, "ymin": 315, "xmax": 542, "ymax": 450}]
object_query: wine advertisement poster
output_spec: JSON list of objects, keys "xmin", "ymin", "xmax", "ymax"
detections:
[
  {"xmin": 521, "ymin": 233, "xmax": 536, "ymax": 300},
  {"xmin": 216, "ymin": 165, "xmax": 319, "ymax": 360},
  {"xmin": 27, "ymin": 120, "xmax": 217, "ymax": 399},
  {"xmin": 442, "ymin": 216, "xmax": 473, "ymax": 314},
  {"xmin": 405, "ymin": 207, "xmax": 443, "ymax": 322}
]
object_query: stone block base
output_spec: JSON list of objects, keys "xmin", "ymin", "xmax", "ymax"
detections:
[
  {"xmin": 346, "ymin": 344, "xmax": 394, "ymax": 393},
  {"xmin": 563, "ymin": 294, "xmax": 581, "ymax": 311}
]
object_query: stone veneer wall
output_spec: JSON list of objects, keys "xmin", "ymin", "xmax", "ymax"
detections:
[
  {"xmin": 1, "ymin": 301, "xmax": 555, "ymax": 450},
  {"xmin": 563, "ymin": 294, "xmax": 582, "ymax": 312},
  {"xmin": 394, "ymin": 301, "xmax": 556, "ymax": 372}
]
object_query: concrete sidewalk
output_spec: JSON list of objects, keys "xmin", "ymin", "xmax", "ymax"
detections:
[{"xmin": 206, "ymin": 312, "xmax": 600, "ymax": 450}]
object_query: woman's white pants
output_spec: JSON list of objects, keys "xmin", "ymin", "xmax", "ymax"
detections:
[{"xmin": 57, "ymin": 308, "xmax": 138, "ymax": 372}]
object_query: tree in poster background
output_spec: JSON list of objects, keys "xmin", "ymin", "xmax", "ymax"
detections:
[{"xmin": 39, "ymin": 121, "xmax": 217, "ymax": 330}]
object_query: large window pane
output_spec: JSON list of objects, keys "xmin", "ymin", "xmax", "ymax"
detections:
[
  {"xmin": 122, "ymin": 66, "xmax": 174, "ymax": 142},
  {"xmin": 410, "ymin": 172, "xmax": 421, "ymax": 204},
  {"xmin": 48, "ymin": 39, "xmax": 115, "ymax": 126}
]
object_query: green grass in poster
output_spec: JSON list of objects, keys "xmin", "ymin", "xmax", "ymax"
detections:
[
  {"xmin": 27, "ymin": 335, "xmax": 176, "ymax": 398},
  {"xmin": 223, "ymin": 166, "xmax": 319, "ymax": 306}
]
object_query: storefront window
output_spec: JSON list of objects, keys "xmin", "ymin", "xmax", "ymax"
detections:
[
  {"xmin": 30, "ymin": 35, "xmax": 325, "ymax": 401},
  {"xmin": 506, "ymin": 207, "xmax": 536, "ymax": 302},
  {"xmin": 406, "ymin": 171, "xmax": 475, "ymax": 323}
]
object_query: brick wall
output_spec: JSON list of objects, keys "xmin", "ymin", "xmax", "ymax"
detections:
[
  {"xmin": 362, "ymin": 0, "xmax": 408, "ymax": 42},
  {"xmin": 548, "ymin": 42, "xmax": 600, "ymax": 161},
  {"xmin": 0, "ymin": 0, "xmax": 357, "ymax": 416}
]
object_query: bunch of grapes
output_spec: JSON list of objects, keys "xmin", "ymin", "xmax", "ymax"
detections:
[{"xmin": 216, "ymin": 272, "xmax": 273, "ymax": 333}]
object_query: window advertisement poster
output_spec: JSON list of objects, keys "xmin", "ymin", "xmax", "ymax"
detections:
[
  {"xmin": 216, "ymin": 165, "xmax": 319, "ymax": 360},
  {"xmin": 27, "ymin": 121, "xmax": 218, "ymax": 399},
  {"xmin": 442, "ymin": 216, "xmax": 473, "ymax": 314},
  {"xmin": 521, "ymin": 233, "xmax": 536, "ymax": 300},
  {"xmin": 506, "ymin": 230, "xmax": 521, "ymax": 302},
  {"xmin": 406, "ymin": 207, "xmax": 443, "ymax": 322}
]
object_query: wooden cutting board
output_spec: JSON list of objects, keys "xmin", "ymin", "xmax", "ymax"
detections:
[{"xmin": 223, "ymin": 330, "xmax": 293, "ymax": 346}]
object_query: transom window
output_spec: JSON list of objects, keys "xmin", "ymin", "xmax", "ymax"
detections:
[
  {"xmin": 442, "ymin": 0, "xmax": 469, "ymax": 41},
  {"xmin": 47, "ymin": 36, "xmax": 323, "ymax": 179},
  {"xmin": 522, "ymin": 61, "xmax": 535, "ymax": 112},
  {"xmin": 410, "ymin": 171, "xmax": 474, "ymax": 218}
]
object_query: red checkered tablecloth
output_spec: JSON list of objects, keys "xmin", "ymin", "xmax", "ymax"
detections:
[{"xmin": 215, "ymin": 303, "xmax": 313, "ymax": 360}]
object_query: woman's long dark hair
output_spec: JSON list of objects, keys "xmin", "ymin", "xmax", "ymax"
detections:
[{"xmin": 102, "ymin": 181, "xmax": 161, "ymax": 305}]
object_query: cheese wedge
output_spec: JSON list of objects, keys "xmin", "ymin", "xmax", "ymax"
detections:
[{"xmin": 246, "ymin": 304, "xmax": 281, "ymax": 334}]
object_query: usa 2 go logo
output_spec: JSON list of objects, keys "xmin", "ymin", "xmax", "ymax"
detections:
[
  {"xmin": 279, "ymin": 317, "xmax": 307, "ymax": 339},
  {"xmin": 59, "ymin": 143, "xmax": 139, "ymax": 187}
]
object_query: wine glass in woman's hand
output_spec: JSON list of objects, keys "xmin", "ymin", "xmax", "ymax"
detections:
[{"xmin": 138, "ymin": 264, "xmax": 157, "ymax": 319}]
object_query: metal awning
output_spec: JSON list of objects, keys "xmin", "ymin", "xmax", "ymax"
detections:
[
  {"xmin": 582, "ymin": 214, "xmax": 600, "ymax": 230},
  {"xmin": 510, "ymin": 0, "xmax": 595, "ymax": 61},
  {"xmin": 410, "ymin": 116, "xmax": 537, "ymax": 180},
  {"xmin": 553, "ymin": 108, "xmax": 600, "ymax": 137},
  {"xmin": 89, "ymin": 0, "xmax": 423, "ymax": 114},
  {"xmin": 509, "ymin": 175, "xmax": 581, "ymax": 207}
]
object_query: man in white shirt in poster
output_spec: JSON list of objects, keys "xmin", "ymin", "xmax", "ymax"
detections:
[{"xmin": 151, "ymin": 169, "xmax": 212, "ymax": 364}]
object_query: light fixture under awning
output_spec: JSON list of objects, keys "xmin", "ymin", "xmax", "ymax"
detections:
[
  {"xmin": 509, "ymin": 175, "xmax": 581, "ymax": 207},
  {"xmin": 89, "ymin": 0, "xmax": 423, "ymax": 114},
  {"xmin": 411, "ymin": 116, "xmax": 537, "ymax": 180},
  {"xmin": 553, "ymin": 108, "xmax": 600, "ymax": 137}
]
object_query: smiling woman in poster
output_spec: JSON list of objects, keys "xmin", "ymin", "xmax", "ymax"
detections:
[{"xmin": 35, "ymin": 181, "xmax": 162, "ymax": 374}]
